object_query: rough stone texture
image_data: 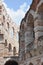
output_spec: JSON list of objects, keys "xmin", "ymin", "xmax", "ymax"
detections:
[
  {"xmin": 0, "ymin": 0, "xmax": 43, "ymax": 65},
  {"xmin": 19, "ymin": 0, "xmax": 43, "ymax": 65},
  {"xmin": 0, "ymin": 0, "xmax": 19, "ymax": 65}
]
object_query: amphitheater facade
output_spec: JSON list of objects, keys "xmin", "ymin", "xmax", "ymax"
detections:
[
  {"xmin": 0, "ymin": 0, "xmax": 43, "ymax": 65},
  {"xmin": 0, "ymin": 0, "xmax": 19, "ymax": 65},
  {"xmin": 19, "ymin": 0, "xmax": 43, "ymax": 65}
]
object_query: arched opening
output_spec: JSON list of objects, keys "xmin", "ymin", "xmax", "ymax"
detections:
[
  {"xmin": 7, "ymin": 22, "xmax": 9, "ymax": 29},
  {"xmin": 3, "ymin": 15, "xmax": 5, "ymax": 22},
  {"xmin": 29, "ymin": 62, "xmax": 33, "ymax": 65},
  {"xmin": 37, "ymin": 3, "xmax": 43, "ymax": 20},
  {"xmin": 26, "ymin": 13, "xmax": 34, "ymax": 54},
  {"xmin": 29, "ymin": 14, "xmax": 34, "ymax": 33},
  {"xmin": 38, "ymin": 36, "xmax": 43, "ymax": 46},
  {"xmin": 41, "ymin": 62, "xmax": 43, "ymax": 65},
  {"xmin": 12, "ymin": 27, "xmax": 14, "ymax": 35},
  {"xmin": 4, "ymin": 59, "xmax": 18, "ymax": 65},
  {"xmin": 38, "ymin": 3, "xmax": 43, "ymax": 13},
  {"xmin": 38, "ymin": 36, "xmax": 43, "ymax": 41},
  {"xmin": 0, "ymin": 6, "xmax": 2, "ymax": 15},
  {"xmin": 26, "ymin": 13, "xmax": 35, "ymax": 39},
  {"xmin": 0, "ymin": 34, "xmax": 4, "ymax": 41},
  {"xmin": 13, "ymin": 47, "xmax": 16, "ymax": 56},
  {"xmin": 38, "ymin": 36, "xmax": 43, "ymax": 54},
  {"xmin": 8, "ymin": 43, "xmax": 12, "ymax": 52},
  {"xmin": 5, "ymin": 39, "xmax": 7, "ymax": 46}
]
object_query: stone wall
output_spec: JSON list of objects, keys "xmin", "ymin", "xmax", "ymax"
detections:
[
  {"xmin": 0, "ymin": 0, "xmax": 19, "ymax": 61},
  {"xmin": 19, "ymin": 0, "xmax": 43, "ymax": 65}
]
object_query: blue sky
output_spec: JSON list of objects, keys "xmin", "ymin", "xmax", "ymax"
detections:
[
  {"xmin": 4, "ymin": 0, "xmax": 32, "ymax": 11},
  {"xmin": 3, "ymin": 0, "xmax": 32, "ymax": 25}
]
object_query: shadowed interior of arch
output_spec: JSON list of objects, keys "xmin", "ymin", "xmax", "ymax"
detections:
[{"xmin": 4, "ymin": 60, "xmax": 18, "ymax": 65}]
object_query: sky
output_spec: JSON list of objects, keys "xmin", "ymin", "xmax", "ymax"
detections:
[{"xmin": 3, "ymin": 0, "xmax": 32, "ymax": 25}]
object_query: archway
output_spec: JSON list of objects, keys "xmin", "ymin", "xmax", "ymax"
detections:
[
  {"xmin": 25, "ymin": 13, "xmax": 34, "ymax": 53},
  {"xmin": 41, "ymin": 62, "xmax": 43, "ymax": 65},
  {"xmin": 29, "ymin": 62, "xmax": 33, "ymax": 65},
  {"xmin": 5, "ymin": 39, "xmax": 7, "ymax": 46},
  {"xmin": 26, "ymin": 13, "xmax": 35, "ymax": 39},
  {"xmin": 4, "ymin": 59, "xmax": 18, "ymax": 65},
  {"xmin": 8, "ymin": 43, "xmax": 12, "ymax": 52},
  {"xmin": 13, "ymin": 47, "xmax": 16, "ymax": 56}
]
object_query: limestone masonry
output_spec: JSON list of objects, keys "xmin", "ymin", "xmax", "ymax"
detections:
[
  {"xmin": 19, "ymin": 0, "xmax": 43, "ymax": 65},
  {"xmin": 0, "ymin": 0, "xmax": 19, "ymax": 65}
]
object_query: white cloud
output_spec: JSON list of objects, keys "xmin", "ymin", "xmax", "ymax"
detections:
[
  {"xmin": 1, "ymin": 0, "xmax": 4, "ymax": 1},
  {"xmin": 3, "ymin": 2, "xmax": 30, "ymax": 25}
]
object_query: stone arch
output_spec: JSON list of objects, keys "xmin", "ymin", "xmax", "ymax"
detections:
[
  {"xmin": 26, "ymin": 13, "xmax": 35, "ymax": 38},
  {"xmin": 37, "ymin": 3, "xmax": 43, "ymax": 20},
  {"xmin": 4, "ymin": 59, "xmax": 18, "ymax": 65},
  {"xmin": 2, "ymin": 15, "xmax": 5, "ymax": 25},
  {"xmin": 0, "ymin": 6, "xmax": 2, "ymax": 9},
  {"xmin": 38, "ymin": 3, "xmax": 43, "ymax": 13},
  {"xmin": 3, "ymin": 15, "xmax": 5, "ymax": 22},
  {"xmin": 25, "ymin": 13, "xmax": 35, "ymax": 44},
  {"xmin": 7, "ymin": 22, "xmax": 9, "ymax": 29},
  {"xmin": 38, "ymin": 36, "xmax": 43, "ymax": 41},
  {"xmin": 12, "ymin": 27, "xmax": 14, "ymax": 34},
  {"xmin": 25, "ymin": 13, "xmax": 35, "ymax": 55},
  {"xmin": 3, "ymin": 15, "xmax": 5, "ymax": 19},
  {"xmin": 38, "ymin": 36, "xmax": 43, "ymax": 46},
  {"xmin": 13, "ymin": 47, "xmax": 16, "ymax": 55},
  {"xmin": 8, "ymin": 43, "xmax": 12, "ymax": 52},
  {"xmin": 5, "ymin": 39, "xmax": 7, "ymax": 46},
  {"xmin": 41, "ymin": 62, "xmax": 43, "ymax": 65},
  {"xmin": 0, "ymin": 6, "xmax": 2, "ymax": 15},
  {"xmin": 29, "ymin": 62, "xmax": 33, "ymax": 65},
  {"xmin": 38, "ymin": 36, "xmax": 43, "ymax": 54},
  {"xmin": 26, "ymin": 13, "xmax": 34, "ymax": 27}
]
